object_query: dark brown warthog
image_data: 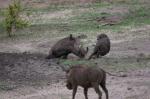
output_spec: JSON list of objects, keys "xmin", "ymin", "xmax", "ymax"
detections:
[
  {"xmin": 88, "ymin": 34, "xmax": 110, "ymax": 60},
  {"xmin": 46, "ymin": 34, "xmax": 88, "ymax": 59},
  {"xmin": 66, "ymin": 65, "xmax": 108, "ymax": 99}
]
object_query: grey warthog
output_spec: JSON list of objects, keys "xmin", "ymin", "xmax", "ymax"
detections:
[
  {"xmin": 46, "ymin": 34, "xmax": 88, "ymax": 59},
  {"xmin": 66, "ymin": 65, "xmax": 109, "ymax": 99},
  {"xmin": 88, "ymin": 34, "xmax": 110, "ymax": 60}
]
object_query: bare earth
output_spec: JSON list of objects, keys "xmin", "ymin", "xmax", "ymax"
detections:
[
  {"xmin": 0, "ymin": 54, "xmax": 150, "ymax": 99},
  {"xmin": 0, "ymin": 25, "xmax": 150, "ymax": 99},
  {"xmin": 0, "ymin": 33, "xmax": 150, "ymax": 99},
  {"xmin": 0, "ymin": 0, "xmax": 150, "ymax": 99}
]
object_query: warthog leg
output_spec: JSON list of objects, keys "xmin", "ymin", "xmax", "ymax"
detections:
[
  {"xmin": 72, "ymin": 85, "xmax": 78, "ymax": 99},
  {"xmin": 100, "ymin": 80, "xmax": 109, "ymax": 99},
  {"xmin": 62, "ymin": 54, "xmax": 69, "ymax": 59},
  {"xmin": 92, "ymin": 82, "xmax": 102, "ymax": 99},
  {"xmin": 88, "ymin": 51, "xmax": 97, "ymax": 60},
  {"xmin": 84, "ymin": 88, "xmax": 88, "ymax": 99}
]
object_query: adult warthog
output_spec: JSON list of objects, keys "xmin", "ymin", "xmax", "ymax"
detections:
[
  {"xmin": 46, "ymin": 34, "xmax": 88, "ymax": 59},
  {"xmin": 65, "ymin": 65, "xmax": 109, "ymax": 99}
]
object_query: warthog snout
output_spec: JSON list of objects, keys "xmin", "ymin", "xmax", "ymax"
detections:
[{"xmin": 78, "ymin": 47, "xmax": 89, "ymax": 58}]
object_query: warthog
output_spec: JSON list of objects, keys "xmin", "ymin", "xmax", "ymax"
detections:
[
  {"xmin": 46, "ymin": 34, "xmax": 88, "ymax": 59},
  {"xmin": 66, "ymin": 65, "xmax": 109, "ymax": 99},
  {"xmin": 88, "ymin": 34, "xmax": 110, "ymax": 60}
]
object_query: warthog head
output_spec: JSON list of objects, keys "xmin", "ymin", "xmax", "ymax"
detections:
[
  {"xmin": 72, "ymin": 45, "xmax": 88, "ymax": 58},
  {"xmin": 46, "ymin": 34, "xmax": 88, "ymax": 59},
  {"xmin": 78, "ymin": 46, "xmax": 89, "ymax": 58}
]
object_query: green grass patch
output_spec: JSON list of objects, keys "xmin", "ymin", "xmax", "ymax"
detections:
[
  {"xmin": 1, "ymin": 1, "xmax": 150, "ymax": 40},
  {"xmin": 67, "ymin": 11, "xmax": 113, "ymax": 32},
  {"xmin": 95, "ymin": 57, "xmax": 150, "ymax": 71},
  {"xmin": 0, "ymin": 21, "xmax": 4, "ymax": 32},
  {"xmin": 119, "ymin": 6, "xmax": 150, "ymax": 26},
  {"xmin": 78, "ymin": 2, "xmax": 111, "ymax": 9},
  {"xmin": 60, "ymin": 59, "xmax": 96, "ymax": 67},
  {"xmin": 0, "ymin": 81, "xmax": 16, "ymax": 91},
  {"xmin": 59, "ymin": 56, "xmax": 150, "ymax": 72},
  {"xmin": 25, "ymin": 4, "xmax": 68, "ymax": 13},
  {"xmin": 0, "ymin": 9, "xmax": 4, "ymax": 16},
  {"xmin": 94, "ymin": 6, "xmax": 150, "ymax": 32},
  {"xmin": 24, "ymin": 1, "xmax": 111, "ymax": 13}
]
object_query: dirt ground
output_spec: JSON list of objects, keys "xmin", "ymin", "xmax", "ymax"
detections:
[
  {"xmin": 1, "ymin": 76, "xmax": 150, "ymax": 99},
  {"xmin": 0, "ymin": 0, "xmax": 150, "ymax": 99},
  {"xmin": 0, "ymin": 30, "xmax": 150, "ymax": 99},
  {"xmin": 0, "ymin": 52, "xmax": 150, "ymax": 99},
  {"xmin": 0, "ymin": 24, "xmax": 150, "ymax": 99}
]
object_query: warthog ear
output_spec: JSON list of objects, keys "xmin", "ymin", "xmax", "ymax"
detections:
[{"xmin": 69, "ymin": 34, "xmax": 73, "ymax": 40}]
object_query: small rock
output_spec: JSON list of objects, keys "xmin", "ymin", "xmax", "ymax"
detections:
[
  {"xmin": 47, "ymin": 82, "xmax": 51, "ymax": 85},
  {"xmin": 111, "ymin": 77, "xmax": 115, "ymax": 79},
  {"xmin": 127, "ymin": 87, "xmax": 132, "ymax": 91},
  {"xmin": 120, "ymin": 74, "xmax": 128, "ymax": 77},
  {"xmin": 119, "ymin": 72, "xmax": 128, "ymax": 77}
]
